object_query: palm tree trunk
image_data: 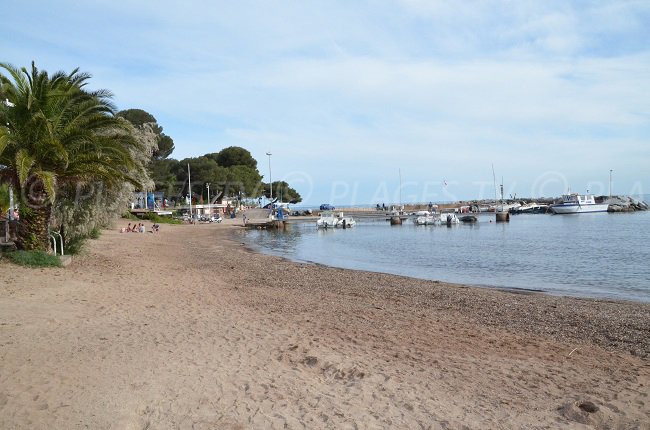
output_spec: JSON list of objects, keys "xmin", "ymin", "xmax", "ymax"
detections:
[{"xmin": 16, "ymin": 201, "xmax": 53, "ymax": 252}]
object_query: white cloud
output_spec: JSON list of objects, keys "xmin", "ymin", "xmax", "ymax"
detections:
[{"xmin": 2, "ymin": 0, "xmax": 649, "ymax": 203}]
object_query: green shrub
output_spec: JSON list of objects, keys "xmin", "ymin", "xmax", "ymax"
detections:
[
  {"xmin": 142, "ymin": 212, "xmax": 182, "ymax": 224},
  {"xmin": 89, "ymin": 228, "xmax": 101, "ymax": 239},
  {"xmin": 3, "ymin": 250, "xmax": 62, "ymax": 268},
  {"xmin": 121, "ymin": 212, "xmax": 139, "ymax": 220},
  {"xmin": 63, "ymin": 236, "xmax": 87, "ymax": 255}
]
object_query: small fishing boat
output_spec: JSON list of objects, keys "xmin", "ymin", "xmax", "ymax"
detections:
[
  {"xmin": 414, "ymin": 213, "xmax": 441, "ymax": 225},
  {"xmin": 444, "ymin": 213, "xmax": 460, "ymax": 225},
  {"xmin": 317, "ymin": 211, "xmax": 356, "ymax": 228},
  {"xmin": 316, "ymin": 211, "xmax": 339, "ymax": 228},
  {"xmin": 550, "ymin": 194, "xmax": 609, "ymax": 214},
  {"xmin": 511, "ymin": 203, "xmax": 548, "ymax": 214},
  {"xmin": 335, "ymin": 213, "xmax": 356, "ymax": 228}
]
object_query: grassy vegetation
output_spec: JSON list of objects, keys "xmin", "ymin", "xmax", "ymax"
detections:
[
  {"xmin": 2, "ymin": 250, "xmax": 62, "ymax": 268},
  {"xmin": 121, "ymin": 211, "xmax": 181, "ymax": 224},
  {"xmin": 142, "ymin": 212, "xmax": 182, "ymax": 224},
  {"xmin": 121, "ymin": 211, "xmax": 139, "ymax": 221},
  {"xmin": 63, "ymin": 237, "xmax": 86, "ymax": 255},
  {"xmin": 89, "ymin": 227, "xmax": 101, "ymax": 239}
]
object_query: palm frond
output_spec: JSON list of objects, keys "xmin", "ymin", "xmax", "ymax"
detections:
[
  {"xmin": 0, "ymin": 127, "xmax": 9, "ymax": 156},
  {"xmin": 15, "ymin": 149, "xmax": 35, "ymax": 186}
]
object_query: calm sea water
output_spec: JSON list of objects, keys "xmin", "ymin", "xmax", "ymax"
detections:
[{"xmin": 240, "ymin": 211, "xmax": 650, "ymax": 303}]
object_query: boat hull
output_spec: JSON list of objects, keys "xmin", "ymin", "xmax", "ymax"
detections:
[{"xmin": 550, "ymin": 204, "xmax": 609, "ymax": 214}]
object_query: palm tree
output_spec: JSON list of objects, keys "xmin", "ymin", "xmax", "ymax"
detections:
[{"xmin": 0, "ymin": 62, "xmax": 143, "ymax": 251}]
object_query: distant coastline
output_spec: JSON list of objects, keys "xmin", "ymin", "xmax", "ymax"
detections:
[{"xmin": 291, "ymin": 194, "xmax": 650, "ymax": 212}]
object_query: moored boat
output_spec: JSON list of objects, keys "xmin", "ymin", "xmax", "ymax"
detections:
[
  {"xmin": 511, "ymin": 203, "xmax": 549, "ymax": 214},
  {"xmin": 550, "ymin": 193, "xmax": 609, "ymax": 214},
  {"xmin": 317, "ymin": 211, "xmax": 356, "ymax": 228},
  {"xmin": 444, "ymin": 213, "xmax": 460, "ymax": 225},
  {"xmin": 316, "ymin": 211, "xmax": 339, "ymax": 228},
  {"xmin": 414, "ymin": 213, "xmax": 441, "ymax": 225},
  {"xmin": 335, "ymin": 213, "xmax": 356, "ymax": 228}
]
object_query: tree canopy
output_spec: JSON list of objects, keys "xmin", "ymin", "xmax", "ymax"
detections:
[
  {"xmin": 208, "ymin": 146, "xmax": 257, "ymax": 169},
  {"xmin": 0, "ymin": 62, "xmax": 146, "ymax": 250},
  {"xmin": 0, "ymin": 62, "xmax": 304, "ymax": 253},
  {"xmin": 117, "ymin": 108, "xmax": 175, "ymax": 159},
  {"xmin": 265, "ymin": 181, "xmax": 302, "ymax": 203}
]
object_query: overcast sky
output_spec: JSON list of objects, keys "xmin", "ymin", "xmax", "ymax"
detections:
[{"xmin": 3, "ymin": 0, "xmax": 649, "ymax": 205}]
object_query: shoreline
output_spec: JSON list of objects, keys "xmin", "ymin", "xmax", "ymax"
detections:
[
  {"xmin": 229, "ymin": 224, "xmax": 650, "ymax": 359},
  {"xmin": 240, "ymin": 218, "xmax": 650, "ymax": 306},
  {"xmin": 1, "ymin": 222, "xmax": 648, "ymax": 428}
]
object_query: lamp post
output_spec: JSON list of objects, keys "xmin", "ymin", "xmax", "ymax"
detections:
[
  {"xmin": 206, "ymin": 183, "xmax": 211, "ymax": 218},
  {"xmin": 609, "ymin": 169, "xmax": 613, "ymax": 198},
  {"xmin": 187, "ymin": 163, "xmax": 193, "ymax": 222},
  {"xmin": 266, "ymin": 152, "xmax": 273, "ymax": 206}
]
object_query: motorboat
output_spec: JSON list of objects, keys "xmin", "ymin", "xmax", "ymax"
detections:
[
  {"xmin": 550, "ymin": 194, "xmax": 609, "ymax": 214},
  {"xmin": 500, "ymin": 202, "xmax": 521, "ymax": 212},
  {"xmin": 414, "ymin": 213, "xmax": 441, "ymax": 225},
  {"xmin": 335, "ymin": 214, "xmax": 356, "ymax": 228},
  {"xmin": 316, "ymin": 211, "xmax": 339, "ymax": 228},
  {"xmin": 317, "ymin": 211, "xmax": 356, "ymax": 228},
  {"xmin": 511, "ymin": 203, "xmax": 549, "ymax": 214},
  {"xmin": 444, "ymin": 213, "xmax": 460, "ymax": 225}
]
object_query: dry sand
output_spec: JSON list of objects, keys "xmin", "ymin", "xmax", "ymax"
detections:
[{"xmin": 0, "ymin": 221, "xmax": 648, "ymax": 429}]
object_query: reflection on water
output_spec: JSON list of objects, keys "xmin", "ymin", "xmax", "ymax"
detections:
[{"xmin": 239, "ymin": 212, "xmax": 650, "ymax": 302}]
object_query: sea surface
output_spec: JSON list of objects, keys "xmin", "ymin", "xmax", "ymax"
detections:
[{"xmin": 240, "ymin": 210, "xmax": 650, "ymax": 303}]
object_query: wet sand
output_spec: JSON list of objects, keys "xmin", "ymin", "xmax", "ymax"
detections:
[{"xmin": 0, "ymin": 222, "xmax": 648, "ymax": 429}]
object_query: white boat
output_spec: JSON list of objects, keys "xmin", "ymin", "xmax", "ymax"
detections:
[
  {"xmin": 512, "ymin": 202, "xmax": 548, "ymax": 214},
  {"xmin": 443, "ymin": 213, "xmax": 460, "ymax": 225},
  {"xmin": 500, "ymin": 202, "xmax": 521, "ymax": 212},
  {"xmin": 335, "ymin": 214, "xmax": 356, "ymax": 228},
  {"xmin": 414, "ymin": 213, "xmax": 441, "ymax": 225},
  {"xmin": 317, "ymin": 211, "xmax": 356, "ymax": 228},
  {"xmin": 550, "ymin": 193, "xmax": 609, "ymax": 214},
  {"xmin": 316, "ymin": 211, "xmax": 338, "ymax": 228}
]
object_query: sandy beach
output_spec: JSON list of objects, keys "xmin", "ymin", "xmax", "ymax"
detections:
[{"xmin": 1, "ymin": 221, "xmax": 649, "ymax": 429}]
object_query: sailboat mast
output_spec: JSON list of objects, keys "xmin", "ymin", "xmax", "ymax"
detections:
[
  {"xmin": 399, "ymin": 168, "xmax": 402, "ymax": 208},
  {"xmin": 491, "ymin": 164, "xmax": 497, "ymax": 204}
]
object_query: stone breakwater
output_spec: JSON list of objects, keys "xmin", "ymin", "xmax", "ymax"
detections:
[{"xmin": 605, "ymin": 196, "xmax": 649, "ymax": 212}]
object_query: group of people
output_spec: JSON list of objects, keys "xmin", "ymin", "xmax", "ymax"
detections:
[{"xmin": 120, "ymin": 222, "xmax": 160, "ymax": 234}]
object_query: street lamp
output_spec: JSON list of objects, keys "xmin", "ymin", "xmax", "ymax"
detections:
[
  {"xmin": 206, "ymin": 183, "xmax": 211, "ymax": 218},
  {"xmin": 266, "ymin": 152, "xmax": 273, "ymax": 205},
  {"xmin": 609, "ymin": 169, "xmax": 613, "ymax": 198}
]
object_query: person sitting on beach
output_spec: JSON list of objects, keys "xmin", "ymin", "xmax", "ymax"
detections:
[
  {"xmin": 132, "ymin": 223, "xmax": 140, "ymax": 233},
  {"xmin": 139, "ymin": 223, "xmax": 145, "ymax": 233},
  {"xmin": 126, "ymin": 223, "xmax": 132, "ymax": 232},
  {"xmin": 151, "ymin": 223, "xmax": 160, "ymax": 233}
]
